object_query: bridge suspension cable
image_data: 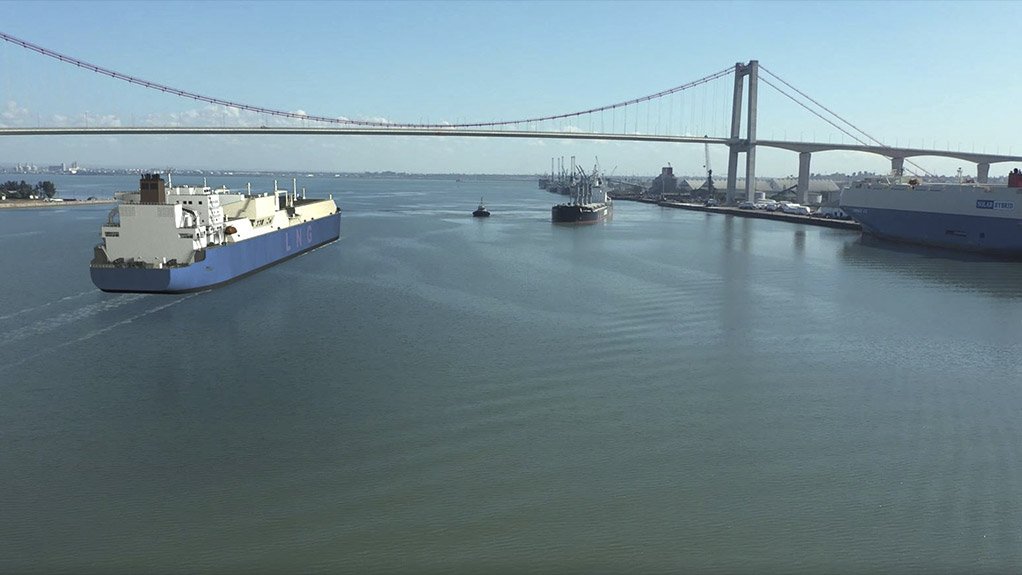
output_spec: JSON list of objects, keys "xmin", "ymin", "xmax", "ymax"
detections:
[
  {"xmin": 760, "ymin": 65, "xmax": 885, "ymax": 148},
  {"xmin": 757, "ymin": 75, "xmax": 868, "ymax": 146},
  {"xmin": 0, "ymin": 29, "xmax": 731, "ymax": 131},
  {"xmin": 759, "ymin": 64, "xmax": 932, "ymax": 176}
]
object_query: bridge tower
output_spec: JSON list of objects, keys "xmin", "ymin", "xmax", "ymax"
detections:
[{"xmin": 725, "ymin": 60, "xmax": 759, "ymax": 204}]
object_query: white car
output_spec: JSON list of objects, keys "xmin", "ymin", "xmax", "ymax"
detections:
[
  {"xmin": 782, "ymin": 203, "xmax": 812, "ymax": 215},
  {"xmin": 815, "ymin": 206, "xmax": 849, "ymax": 219}
]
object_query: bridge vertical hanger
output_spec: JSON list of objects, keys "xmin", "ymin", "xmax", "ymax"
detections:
[{"xmin": 726, "ymin": 60, "xmax": 759, "ymax": 204}]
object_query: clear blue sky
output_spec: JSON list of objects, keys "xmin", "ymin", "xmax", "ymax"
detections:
[{"xmin": 2, "ymin": 0, "xmax": 1021, "ymax": 176}]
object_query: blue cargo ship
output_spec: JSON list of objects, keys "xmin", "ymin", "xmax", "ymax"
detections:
[
  {"xmin": 840, "ymin": 170, "xmax": 1022, "ymax": 257},
  {"xmin": 90, "ymin": 174, "xmax": 341, "ymax": 293}
]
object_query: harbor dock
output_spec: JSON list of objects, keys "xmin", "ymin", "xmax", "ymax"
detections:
[{"xmin": 618, "ymin": 197, "xmax": 861, "ymax": 231}]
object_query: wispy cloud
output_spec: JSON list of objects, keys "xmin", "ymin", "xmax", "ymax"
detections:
[
  {"xmin": 0, "ymin": 100, "xmax": 30, "ymax": 127},
  {"xmin": 85, "ymin": 113, "xmax": 122, "ymax": 127}
]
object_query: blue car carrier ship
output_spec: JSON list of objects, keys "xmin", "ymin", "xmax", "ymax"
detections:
[
  {"xmin": 90, "ymin": 174, "xmax": 341, "ymax": 293},
  {"xmin": 840, "ymin": 169, "xmax": 1022, "ymax": 257}
]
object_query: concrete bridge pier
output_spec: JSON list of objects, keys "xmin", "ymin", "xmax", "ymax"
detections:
[
  {"xmin": 797, "ymin": 151, "xmax": 811, "ymax": 204},
  {"xmin": 725, "ymin": 60, "xmax": 759, "ymax": 203},
  {"xmin": 890, "ymin": 157, "xmax": 905, "ymax": 177},
  {"xmin": 744, "ymin": 61, "xmax": 758, "ymax": 203},
  {"xmin": 726, "ymin": 146, "xmax": 740, "ymax": 204},
  {"xmin": 977, "ymin": 162, "xmax": 990, "ymax": 183},
  {"xmin": 726, "ymin": 61, "xmax": 746, "ymax": 205}
]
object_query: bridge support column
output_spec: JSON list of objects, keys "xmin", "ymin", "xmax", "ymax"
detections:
[
  {"xmin": 797, "ymin": 152, "xmax": 811, "ymax": 205},
  {"xmin": 726, "ymin": 62, "xmax": 745, "ymax": 204},
  {"xmin": 891, "ymin": 157, "xmax": 904, "ymax": 177},
  {"xmin": 744, "ymin": 60, "xmax": 758, "ymax": 203},
  {"xmin": 726, "ymin": 146, "xmax": 740, "ymax": 203},
  {"xmin": 726, "ymin": 60, "xmax": 759, "ymax": 203},
  {"xmin": 977, "ymin": 163, "xmax": 990, "ymax": 183}
]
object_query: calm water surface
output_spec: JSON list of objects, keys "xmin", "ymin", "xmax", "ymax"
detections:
[{"xmin": 2, "ymin": 174, "xmax": 1021, "ymax": 573}]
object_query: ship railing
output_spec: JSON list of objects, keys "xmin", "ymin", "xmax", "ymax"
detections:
[{"xmin": 90, "ymin": 260, "xmax": 188, "ymax": 270}]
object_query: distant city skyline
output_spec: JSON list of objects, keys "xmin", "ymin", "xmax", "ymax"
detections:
[{"xmin": 2, "ymin": 0, "xmax": 1022, "ymax": 177}]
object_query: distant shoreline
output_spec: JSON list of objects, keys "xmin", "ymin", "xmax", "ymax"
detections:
[{"xmin": 0, "ymin": 199, "xmax": 116, "ymax": 209}]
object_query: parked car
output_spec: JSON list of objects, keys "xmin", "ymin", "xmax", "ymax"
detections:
[
  {"xmin": 782, "ymin": 203, "xmax": 812, "ymax": 215},
  {"xmin": 738, "ymin": 201, "xmax": 757, "ymax": 210},
  {"xmin": 755, "ymin": 200, "xmax": 776, "ymax": 210},
  {"xmin": 814, "ymin": 206, "xmax": 850, "ymax": 219},
  {"xmin": 767, "ymin": 201, "xmax": 788, "ymax": 212},
  {"xmin": 704, "ymin": 198, "xmax": 719, "ymax": 207}
]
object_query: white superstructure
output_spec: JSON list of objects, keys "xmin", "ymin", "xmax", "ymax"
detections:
[
  {"xmin": 840, "ymin": 176, "xmax": 1022, "ymax": 219},
  {"xmin": 97, "ymin": 175, "xmax": 337, "ymax": 268}
]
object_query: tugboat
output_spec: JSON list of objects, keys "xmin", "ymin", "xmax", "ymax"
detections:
[
  {"xmin": 472, "ymin": 198, "xmax": 490, "ymax": 218},
  {"xmin": 552, "ymin": 158, "xmax": 612, "ymax": 224}
]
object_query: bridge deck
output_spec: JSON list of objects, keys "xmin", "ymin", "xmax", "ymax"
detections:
[{"xmin": 1, "ymin": 127, "xmax": 1020, "ymax": 165}]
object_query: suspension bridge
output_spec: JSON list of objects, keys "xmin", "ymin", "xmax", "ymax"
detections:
[{"xmin": 2, "ymin": 30, "xmax": 1020, "ymax": 203}]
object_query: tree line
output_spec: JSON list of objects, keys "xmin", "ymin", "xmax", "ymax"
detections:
[{"xmin": 1, "ymin": 180, "xmax": 57, "ymax": 199}]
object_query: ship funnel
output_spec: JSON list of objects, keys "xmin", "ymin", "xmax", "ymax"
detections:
[{"xmin": 139, "ymin": 173, "xmax": 166, "ymax": 204}]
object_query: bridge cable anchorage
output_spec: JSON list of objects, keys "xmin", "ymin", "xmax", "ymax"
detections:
[
  {"xmin": 759, "ymin": 65, "xmax": 932, "ymax": 177},
  {"xmin": 0, "ymin": 29, "xmax": 731, "ymax": 131}
]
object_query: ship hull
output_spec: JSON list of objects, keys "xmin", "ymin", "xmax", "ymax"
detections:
[
  {"xmin": 842, "ymin": 205, "xmax": 1022, "ymax": 256},
  {"xmin": 552, "ymin": 203, "xmax": 611, "ymax": 224},
  {"xmin": 91, "ymin": 212, "xmax": 341, "ymax": 293},
  {"xmin": 841, "ymin": 184, "xmax": 1022, "ymax": 256}
]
